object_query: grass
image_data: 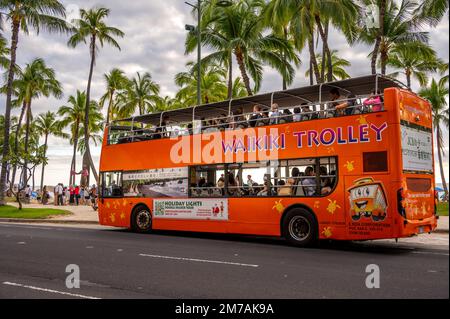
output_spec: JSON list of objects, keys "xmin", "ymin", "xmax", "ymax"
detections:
[
  {"xmin": 437, "ymin": 202, "xmax": 449, "ymax": 216},
  {"xmin": 0, "ymin": 205, "xmax": 71, "ymax": 219}
]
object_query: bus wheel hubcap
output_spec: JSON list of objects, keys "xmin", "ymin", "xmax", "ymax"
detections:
[
  {"xmin": 289, "ymin": 216, "xmax": 310, "ymax": 241},
  {"xmin": 136, "ymin": 210, "xmax": 151, "ymax": 229}
]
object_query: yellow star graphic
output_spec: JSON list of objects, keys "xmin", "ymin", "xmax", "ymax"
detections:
[
  {"xmin": 327, "ymin": 199, "xmax": 341, "ymax": 214},
  {"xmin": 327, "ymin": 147, "xmax": 335, "ymax": 154},
  {"xmin": 109, "ymin": 213, "xmax": 116, "ymax": 223},
  {"xmin": 322, "ymin": 227, "xmax": 332, "ymax": 238},
  {"xmin": 314, "ymin": 201, "xmax": 320, "ymax": 209},
  {"xmin": 272, "ymin": 200, "xmax": 285, "ymax": 214},
  {"xmin": 345, "ymin": 161, "xmax": 355, "ymax": 172},
  {"xmin": 120, "ymin": 212, "xmax": 126, "ymax": 220},
  {"xmin": 356, "ymin": 115, "xmax": 368, "ymax": 125}
]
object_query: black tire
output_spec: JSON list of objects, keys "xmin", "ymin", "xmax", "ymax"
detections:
[
  {"xmin": 131, "ymin": 205, "xmax": 152, "ymax": 233},
  {"xmin": 282, "ymin": 208, "xmax": 318, "ymax": 247}
]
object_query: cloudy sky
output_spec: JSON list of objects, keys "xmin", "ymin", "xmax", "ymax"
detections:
[{"xmin": 0, "ymin": 0, "xmax": 448, "ymax": 187}]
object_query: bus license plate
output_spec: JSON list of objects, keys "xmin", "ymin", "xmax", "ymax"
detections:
[{"xmin": 418, "ymin": 226, "xmax": 424, "ymax": 234}]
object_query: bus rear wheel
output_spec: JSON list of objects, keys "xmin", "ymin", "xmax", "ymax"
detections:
[
  {"xmin": 283, "ymin": 208, "xmax": 318, "ymax": 247},
  {"xmin": 131, "ymin": 205, "xmax": 152, "ymax": 233}
]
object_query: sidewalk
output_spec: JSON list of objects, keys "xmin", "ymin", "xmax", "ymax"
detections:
[{"xmin": 4, "ymin": 202, "xmax": 99, "ymax": 224}]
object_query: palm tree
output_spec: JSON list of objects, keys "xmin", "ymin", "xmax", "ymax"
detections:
[
  {"xmin": 14, "ymin": 58, "xmax": 62, "ymax": 186},
  {"xmin": 419, "ymin": 75, "xmax": 449, "ymax": 197},
  {"xmin": 387, "ymin": 43, "xmax": 446, "ymax": 89},
  {"xmin": 99, "ymin": 68, "xmax": 129, "ymax": 125},
  {"xmin": 34, "ymin": 111, "xmax": 68, "ymax": 192},
  {"xmin": 413, "ymin": 0, "xmax": 449, "ymax": 27},
  {"xmin": 359, "ymin": 0, "xmax": 430, "ymax": 75},
  {"xmin": 186, "ymin": 0, "xmax": 297, "ymax": 95},
  {"xmin": 0, "ymin": 0, "xmax": 69, "ymax": 205},
  {"xmin": 175, "ymin": 62, "xmax": 228, "ymax": 105},
  {"xmin": 305, "ymin": 50, "xmax": 351, "ymax": 81},
  {"xmin": 0, "ymin": 34, "xmax": 10, "ymax": 70},
  {"xmin": 75, "ymin": 104, "xmax": 103, "ymax": 187},
  {"xmin": 117, "ymin": 72, "xmax": 160, "ymax": 116},
  {"xmin": 58, "ymin": 90, "xmax": 88, "ymax": 186},
  {"xmin": 67, "ymin": 6, "xmax": 124, "ymax": 184}
]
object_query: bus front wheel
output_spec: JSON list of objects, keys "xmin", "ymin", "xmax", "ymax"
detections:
[
  {"xmin": 131, "ymin": 205, "xmax": 152, "ymax": 233},
  {"xmin": 282, "ymin": 208, "xmax": 318, "ymax": 247}
]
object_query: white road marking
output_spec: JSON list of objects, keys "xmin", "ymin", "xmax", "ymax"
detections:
[
  {"xmin": 2, "ymin": 282, "xmax": 101, "ymax": 299},
  {"xmin": 139, "ymin": 253, "xmax": 259, "ymax": 268},
  {"xmin": 17, "ymin": 242, "xmax": 26, "ymax": 245},
  {"xmin": 86, "ymin": 246, "xmax": 94, "ymax": 249},
  {"xmin": 412, "ymin": 251, "xmax": 449, "ymax": 256}
]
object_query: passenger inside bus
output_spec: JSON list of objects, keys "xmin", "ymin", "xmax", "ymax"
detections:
[{"xmin": 302, "ymin": 166, "xmax": 317, "ymax": 196}]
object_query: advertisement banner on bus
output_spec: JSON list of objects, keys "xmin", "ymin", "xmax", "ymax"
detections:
[
  {"xmin": 401, "ymin": 125, "xmax": 433, "ymax": 172},
  {"xmin": 153, "ymin": 199, "xmax": 228, "ymax": 220}
]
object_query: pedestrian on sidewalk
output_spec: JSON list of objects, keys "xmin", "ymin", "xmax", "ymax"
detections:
[
  {"xmin": 69, "ymin": 185, "xmax": 75, "ymax": 205},
  {"xmin": 42, "ymin": 186, "xmax": 49, "ymax": 205},
  {"xmin": 55, "ymin": 183, "xmax": 64, "ymax": 206},
  {"xmin": 74, "ymin": 185, "xmax": 80, "ymax": 206},
  {"xmin": 79, "ymin": 187, "xmax": 85, "ymax": 205}
]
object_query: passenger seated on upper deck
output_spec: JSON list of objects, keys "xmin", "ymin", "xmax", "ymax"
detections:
[
  {"xmin": 256, "ymin": 111, "xmax": 270, "ymax": 127},
  {"xmin": 300, "ymin": 103, "xmax": 313, "ymax": 121},
  {"xmin": 232, "ymin": 107, "xmax": 248, "ymax": 129},
  {"xmin": 328, "ymin": 88, "xmax": 341, "ymax": 117},
  {"xmin": 335, "ymin": 94, "xmax": 357, "ymax": 116},
  {"xmin": 293, "ymin": 107, "xmax": 301, "ymax": 122},
  {"xmin": 270, "ymin": 103, "xmax": 282, "ymax": 125},
  {"xmin": 364, "ymin": 90, "xmax": 383, "ymax": 112},
  {"xmin": 280, "ymin": 109, "xmax": 293, "ymax": 124},
  {"xmin": 249, "ymin": 105, "xmax": 263, "ymax": 128}
]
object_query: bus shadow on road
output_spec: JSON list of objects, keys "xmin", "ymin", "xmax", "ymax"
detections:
[{"xmin": 104, "ymin": 228, "xmax": 417, "ymax": 255}]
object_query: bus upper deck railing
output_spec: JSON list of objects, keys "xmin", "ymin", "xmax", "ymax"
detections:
[{"xmin": 107, "ymin": 94, "xmax": 385, "ymax": 145}]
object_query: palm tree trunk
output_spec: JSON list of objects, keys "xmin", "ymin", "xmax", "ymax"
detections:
[
  {"xmin": 309, "ymin": 60, "xmax": 314, "ymax": 85},
  {"xmin": 32, "ymin": 166, "xmax": 35, "ymax": 191},
  {"xmin": 282, "ymin": 26, "xmax": 288, "ymax": 91},
  {"xmin": 106, "ymin": 90, "xmax": 114, "ymax": 125},
  {"xmin": 234, "ymin": 47, "xmax": 253, "ymax": 96},
  {"xmin": 22, "ymin": 102, "xmax": 32, "ymax": 187},
  {"xmin": 227, "ymin": 51, "xmax": 233, "ymax": 99},
  {"xmin": 0, "ymin": 19, "xmax": 20, "ymax": 205},
  {"xmin": 406, "ymin": 69, "xmax": 411, "ymax": 89},
  {"xmin": 308, "ymin": 33, "xmax": 321, "ymax": 84},
  {"xmin": 70, "ymin": 120, "xmax": 80, "ymax": 186},
  {"xmin": 315, "ymin": 16, "xmax": 332, "ymax": 82},
  {"xmin": 84, "ymin": 35, "xmax": 99, "ymax": 184},
  {"xmin": 437, "ymin": 126, "xmax": 448, "ymax": 196},
  {"xmin": 40, "ymin": 133, "xmax": 49, "ymax": 192},
  {"xmin": 11, "ymin": 101, "xmax": 27, "ymax": 186},
  {"xmin": 371, "ymin": 0, "xmax": 386, "ymax": 75},
  {"xmin": 380, "ymin": 42, "xmax": 388, "ymax": 75}
]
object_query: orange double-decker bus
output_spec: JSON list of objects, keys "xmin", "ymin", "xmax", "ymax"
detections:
[{"xmin": 98, "ymin": 75, "xmax": 438, "ymax": 246}]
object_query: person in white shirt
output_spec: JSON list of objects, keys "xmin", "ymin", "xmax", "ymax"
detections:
[
  {"xmin": 269, "ymin": 103, "xmax": 282, "ymax": 125},
  {"xmin": 55, "ymin": 183, "xmax": 64, "ymax": 206},
  {"xmin": 302, "ymin": 167, "xmax": 317, "ymax": 196}
]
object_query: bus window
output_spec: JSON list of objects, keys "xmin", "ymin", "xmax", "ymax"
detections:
[
  {"xmin": 102, "ymin": 171, "xmax": 123, "ymax": 198},
  {"xmin": 190, "ymin": 165, "xmax": 225, "ymax": 198}
]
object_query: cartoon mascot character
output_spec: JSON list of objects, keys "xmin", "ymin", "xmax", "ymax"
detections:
[{"xmin": 348, "ymin": 178, "xmax": 388, "ymax": 222}]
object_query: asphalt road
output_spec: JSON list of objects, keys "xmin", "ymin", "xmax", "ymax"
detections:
[{"xmin": 0, "ymin": 223, "xmax": 448, "ymax": 299}]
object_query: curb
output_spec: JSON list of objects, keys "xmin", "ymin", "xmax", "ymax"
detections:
[
  {"xmin": 433, "ymin": 228, "xmax": 449, "ymax": 234},
  {"xmin": 0, "ymin": 218, "xmax": 98, "ymax": 225}
]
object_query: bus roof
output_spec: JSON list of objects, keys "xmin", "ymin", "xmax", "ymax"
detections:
[{"xmin": 119, "ymin": 74, "xmax": 407, "ymax": 126}]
